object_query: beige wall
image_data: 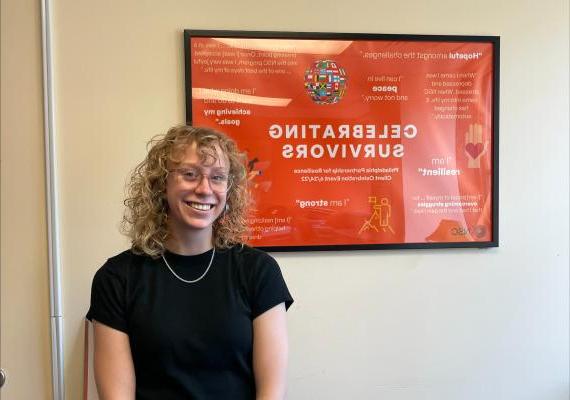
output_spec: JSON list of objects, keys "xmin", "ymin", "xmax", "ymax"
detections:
[
  {"xmin": 0, "ymin": 0, "xmax": 53, "ymax": 399},
  {"xmin": 2, "ymin": 0, "xmax": 569, "ymax": 399}
]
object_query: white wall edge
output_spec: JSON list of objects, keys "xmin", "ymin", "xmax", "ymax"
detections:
[{"xmin": 40, "ymin": 0, "xmax": 65, "ymax": 398}]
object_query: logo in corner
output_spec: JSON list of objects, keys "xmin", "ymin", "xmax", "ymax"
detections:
[{"xmin": 304, "ymin": 60, "xmax": 348, "ymax": 104}]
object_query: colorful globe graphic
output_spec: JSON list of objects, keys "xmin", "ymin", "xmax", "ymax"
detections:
[{"xmin": 304, "ymin": 60, "xmax": 348, "ymax": 104}]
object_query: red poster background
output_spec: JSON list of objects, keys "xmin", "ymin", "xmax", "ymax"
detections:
[{"xmin": 187, "ymin": 34, "xmax": 496, "ymax": 249}]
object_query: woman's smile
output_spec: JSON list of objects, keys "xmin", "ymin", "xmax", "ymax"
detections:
[{"xmin": 184, "ymin": 201, "xmax": 215, "ymax": 211}]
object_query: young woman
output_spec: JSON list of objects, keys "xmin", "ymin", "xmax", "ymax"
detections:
[{"xmin": 87, "ymin": 125, "xmax": 293, "ymax": 400}]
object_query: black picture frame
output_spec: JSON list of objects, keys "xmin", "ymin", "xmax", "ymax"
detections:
[{"xmin": 184, "ymin": 29, "xmax": 499, "ymax": 252}]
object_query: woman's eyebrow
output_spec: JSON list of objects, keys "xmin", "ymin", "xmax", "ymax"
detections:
[
  {"xmin": 176, "ymin": 163, "xmax": 229, "ymax": 172},
  {"xmin": 176, "ymin": 163, "xmax": 200, "ymax": 168}
]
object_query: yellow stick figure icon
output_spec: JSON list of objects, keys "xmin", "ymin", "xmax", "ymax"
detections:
[{"xmin": 359, "ymin": 196, "xmax": 395, "ymax": 235}]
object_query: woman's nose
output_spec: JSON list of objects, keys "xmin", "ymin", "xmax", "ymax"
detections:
[{"xmin": 194, "ymin": 174, "xmax": 213, "ymax": 193}]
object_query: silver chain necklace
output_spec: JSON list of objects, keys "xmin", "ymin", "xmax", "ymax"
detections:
[{"xmin": 161, "ymin": 248, "xmax": 215, "ymax": 284}]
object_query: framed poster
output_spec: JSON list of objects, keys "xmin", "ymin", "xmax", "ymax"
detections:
[{"xmin": 184, "ymin": 30, "xmax": 499, "ymax": 251}]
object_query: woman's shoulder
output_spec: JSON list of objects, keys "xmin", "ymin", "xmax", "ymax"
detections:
[
  {"xmin": 224, "ymin": 244, "xmax": 293, "ymax": 315},
  {"xmin": 96, "ymin": 249, "xmax": 148, "ymax": 278},
  {"xmin": 224, "ymin": 244, "xmax": 276, "ymax": 265},
  {"xmin": 222, "ymin": 244, "xmax": 281, "ymax": 280}
]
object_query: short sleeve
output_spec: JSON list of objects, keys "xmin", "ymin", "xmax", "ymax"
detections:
[
  {"xmin": 86, "ymin": 260, "xmax": 128, "ymax": 333},
  {"xmin": 250, "ymin": 253, "xmax": 294, "ymax": 319}
]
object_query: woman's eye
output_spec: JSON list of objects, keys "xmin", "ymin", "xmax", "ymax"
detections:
[
  {"xmin": 182, "ymin": 171, "xmax": 199, "ymax": 179},
  {"xmin": 211, "ymin": 175, "xmax": 227, "ymax": 182}
]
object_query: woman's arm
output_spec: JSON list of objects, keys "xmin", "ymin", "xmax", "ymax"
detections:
[
  {"xmin": 93, "ymin": 321, "xmax": 136, "ymax": 400},
  {"xmin": 252, "ymin": 302, "xmax": 289, "ymax": 400}
]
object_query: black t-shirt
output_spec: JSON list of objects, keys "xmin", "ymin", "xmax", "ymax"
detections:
[{"xmin": 86, "ymin": 245, "xmax": 293, "ymax": 400}]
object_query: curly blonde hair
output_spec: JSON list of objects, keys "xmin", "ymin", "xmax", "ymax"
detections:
[{"xmin": 122, "ymin": 125, "xmax": 249, "ymax": 257}]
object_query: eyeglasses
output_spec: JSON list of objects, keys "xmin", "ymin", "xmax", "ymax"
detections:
[{"xmin": 170, "ymin": 167, "xmax": 232, "ymax": 193}]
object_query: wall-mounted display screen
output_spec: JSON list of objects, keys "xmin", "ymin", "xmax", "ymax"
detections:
[{"xmin": 184, "ymin": 30, "xmax": 499, "ymax": 251}]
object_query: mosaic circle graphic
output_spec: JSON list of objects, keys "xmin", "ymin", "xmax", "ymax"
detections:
[{"xmin": 304, "ymin": 60, "xmax": 348, "ymax": 104}]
